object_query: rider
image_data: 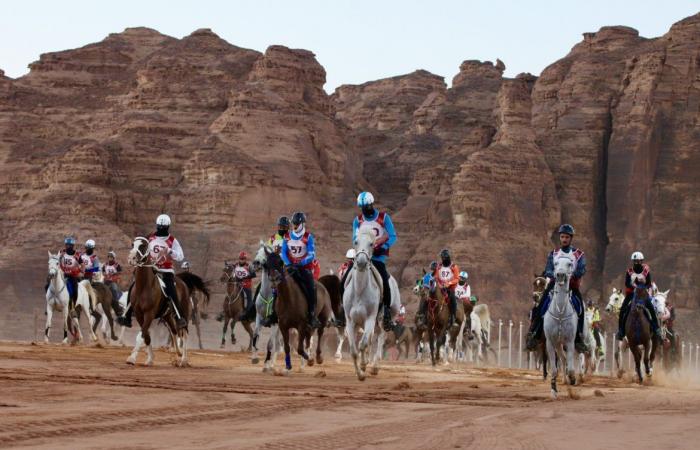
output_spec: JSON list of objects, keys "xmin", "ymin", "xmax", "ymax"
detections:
[
  {"xmin": 235, "ymin": 251, "xmax": 257, "ymax": 321},
  {"xmin": 396, "ymin": 304, "xmax": 406, "ymax": 325},
  {"xmin": 353, "ymin": 191, "xmax": 398, "ymax": 332},
  {"xmin": 102, "ymin": 251, "xmax": 123, "ymax": 304},
  {"xmin": 58, "ymin": 237, "xmax": 83, "ymax": 308},
  {"xmin": 80, "ymin": 239, "xmax": 100, "ymax": 282},
  {"xmin": 338, "ymin": 248, "xmax": 355, "ymax": 284},
  {"xmin": 268, "ymin": 216, "xmax": 290, "ymax": 253},
  {"xmin": 616, "ymin": 251, "xmax": 662, "ymax": 341},
  {"xmin": 455, "ymin": 271, "xmax": 471, "ymax": 305},
  {"xmin": 586, "ymin": 299, "xmax": 603, "ymax": 356},
  {"xmin": 281, "ymin": 212, "xmax": 322, "ymax": 329},
  {"xmin": 416, "ymin": 261, "xmax": 438, "ymax": 327},
  {"xmin": 526, "ymin": 224, "xmax": 588, "ymax": 353},
  {"xmin": 118, "ymin": 214, "xmax": 187, "ymax": 329},
  {"xmin": 434, "ymin": 249, "xmax": 460, "ymax": 327}
]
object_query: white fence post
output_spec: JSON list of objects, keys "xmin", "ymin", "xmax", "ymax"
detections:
[
  {"xmin": 682, "ymin": 342, "xmax": 686, "ymax": 369},
  {"xmin": 508, "ymin": 320, "xmax": 513, "ymax": 368},
  {"xmin": 695, "ymin": 344, "xmax": 699, "ymax": 373},
  {"xmin": 498, "ymin": 319, "xmax": 503, "ymax": 367},
  {"xmin": 518, "ymin": 321, "xmax": 523, "ymax": 369},
  {"xmin": 602, "ymin": 332, "xmax": 608, "ymax": 374}
]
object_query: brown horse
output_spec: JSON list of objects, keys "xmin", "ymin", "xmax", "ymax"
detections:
[
  {"xmin": 529, "ymin": 276, "xmax": 549, "ymax": 380},
  {"xmin": 263, "ymin": 249, "xmax": 331, "ymax": 372},
  {"xmin": 219, "ymin": 262, "xmax": 254, "ymax": 350},
  {"xmin": 383, "ymin": 323, "xmax": 417, "ymax": 360},
  {"xmin": 86, "ymin": 282, "xmax": 118, "ymax": 342},
  {"xmin": 126, "ymin": 237, "xmax": 191, "ymax": 367},
  {"xmin": 419, "ymin": 274, "xmax": 464, "ymax": 366},
  {"xmin": 178, "ymin": 271, "xmax": 211, "ymax": 350},
  {"xmin": 616, "ymin": 286, "xmax": 658, "ymax": 383},
  {"xmin": 319, "ymin": 273, "xmax": 346, "ymax": 360}
]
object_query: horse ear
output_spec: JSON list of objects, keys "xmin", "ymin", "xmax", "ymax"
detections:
[
  {"xmin": 48, "ymin": 250, "xmax": 52, "ymax": 257},
  {"xmin": 663, "ymin": 289, "xmax": 670, "ymax": 295},
  {"xmin": 421, "ymin": 268, "xmax": 426, "ymax": 275}
]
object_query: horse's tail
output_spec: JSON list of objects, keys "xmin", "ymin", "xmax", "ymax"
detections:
[
  {"xmin": 177, "ymin": 272, "xmax": 211, "ymax": 309},
  {"xmin": 81, "ymin": 280, "xmax": 98, "ymax": 311}
]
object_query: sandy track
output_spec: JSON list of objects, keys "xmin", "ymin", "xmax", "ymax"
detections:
[{"xmin": 0, "ymin": 341, "xmax": 698, "ymax": 449}]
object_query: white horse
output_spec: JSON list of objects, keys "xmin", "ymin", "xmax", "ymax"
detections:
[
  {"xmin": 45, "ymin": 252, "xmax": 97, "ymax": 344},
  {"xmin": 580, "ymin": 308, "xmax": 605, "ymax": 375},
  {"xmin": 543, "ymin": 253, "xmax": 579, "ymax": 398},
  {"xmin": 606, "ymin": 288, "xmax": 625, "ymax": 314},
  {"xmin": 251, "ymin": 242, "xmax": 284, "ymax": 372},
  {"xmin": 344, "ymin": 229, "xmax": 384, "ymax": 380}
]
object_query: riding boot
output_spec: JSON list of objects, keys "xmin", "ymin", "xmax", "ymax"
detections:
[
  {"xmin": 306, "ymin": 281, "xmax": 322, "ymax": 329},
  {"xmin": 575, "ymin": 309, "xmax": 588, "ymax": 353},
  {"xmin": 448, "ymin": 291, "xmax": 457, "ymax": 328}
]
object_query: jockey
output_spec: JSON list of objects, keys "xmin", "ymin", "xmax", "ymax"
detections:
[
  {"xmin": 235, "ymin": 251, "xmax": 257, "ymax": 321},
  {"xmin": 416, "ymin": 261, "xmax": 438, "ymax": 327},
  {"xmin": 353, "ymin": 192, "xmax": 397, "ymax": 332},
  {"xmin": 338, "ymin": 248, "xmax": 355, "ymax": 284},
  {"xmin": 80, "ymin": 239, "xmax": 100, "ymax": 281},
  {"xmin": 102, "ymin": 251, "xmax": 123, "ymax": 303},
  {"xmin": 281, "ymin": 212, "xmax": 322, "ymax": 329},
  {"xmin": 118, "ymin": 214, "xmax": 186, "ymax": 329},
  {"xmin": 396, "ymin": 304, "xmax": 406, "ymax": 325},
  {"xmin": 433, "ymin": 249, "xmax": 460, "ymax": 327},
  {"xmin": 617, "ymin": 251, "xmax": 662, "ymax": 341},
  {"xmin": 586, "ymin": 299, "xmax": 603, "ymax": 355},
  {"xmin": 58, "ymin": 236, "xmax": 82, "ymax": 307},
  {"xmin": 455, "ymin": 271, "xmax": 471, "ymax": 306},
  {"xmin": 267, "ymin": 216, "xmax": 290, "ymax": 253},
  {"xmin": 527, "ymin": 224, "xmax": 588, "ymax": 353}
]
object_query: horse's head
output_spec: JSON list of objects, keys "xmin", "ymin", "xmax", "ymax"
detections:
[
  {"xmin": 553, "ymin": 253, "xmax": 574, "ymax": 286},
  {"xmin": 353, "ymin": 228, "xmax": 375, "ymax": 270},
  {"xmin": 633, "ymin": 284, "xmax": 649, "ymax": 308},
  {"xmin": 47, "ymin": 251, "xmax": 60, "ymax": 279},
  {"xmin": 252, "ymin": 240, "xmax": 273, "ymax": 272},
  {"xmin": 128, "ymin": 237, "xmax": 150, "ymax": 266},
  {"xmin": 220, "ymin": 261, "xmax": 234, "ymax": 282},
  {"xmin": 420, "ymin": 273, "xmax": 436, "ymax": 297},
  {"xmin": 262, "ymin": 248, "xmax": 285, "ymax": 286},
  {"xmin": 413, "ymin": 278, "xmax": 423, "ymax": 296},
  {"xmin": 605, "ymin": 288, "xmax": 624, "ymax": 313}
]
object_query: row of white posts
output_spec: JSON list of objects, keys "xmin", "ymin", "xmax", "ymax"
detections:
[{"xmin": 490, "ymin": 319, "xmax": 700, "ymax": 377}]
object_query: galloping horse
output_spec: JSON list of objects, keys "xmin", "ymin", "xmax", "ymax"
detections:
[
  {"xmin": 45, "ymin": 252, "xmax": 97, "ymax": 344},
  {"xmin": 125, "ymin": 237, "xmax": 191, "ymax": 367},
  {"xmin": 83, "ymin": 271, "xmax": 119, "ymax": 343},
  {"xmin": 616, "ymin": 285, "xmax": 658, "ymax": 383},
  {"xmin": 260, "ymin": 247, "xmax": 331, "ymax": 374},
  {"xmin": 178, "ymin": 271, "xmax": 210, "ymax": 350},
  {"xmin": 219, "ymin": 262, "xmax": 254, "ymax": 350},
  {"xmin": 418, "ymin": 272, "xmax": 464, "ymax": 367},
  {"xmin": 543, "ymin": 252, "xmax": 580, "ymax": 398}
]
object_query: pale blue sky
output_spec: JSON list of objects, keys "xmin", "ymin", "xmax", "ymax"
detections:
[{"xmin": 1, "ymin": 1, "xmax": 697, "ymax": 92}]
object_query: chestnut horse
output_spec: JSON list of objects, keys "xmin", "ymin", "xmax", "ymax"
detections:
[
  {"xmin": 418, "ymin": 272, "xmax": 464, "ymax": 366},
  {"xmin": 219, "ymin": 262, "xmax": 254, "ymax": 350},
  {"xmin": 616, "ymin": 285, "xmax": 658, "ymax": 383},
  {"xmin": 126, "ymin": 237, "xmax": 191, "ymax": 367}
]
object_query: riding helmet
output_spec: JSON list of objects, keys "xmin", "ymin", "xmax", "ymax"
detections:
[
  {"xmin": 357, "ymin": 191, "xmax": 375, "ymax": 207},
  {"xmin": 277, "ymin": 216, "xmax": 290, "ymax": 228},
  {"xmin": 439, "ymin": 248, "xmax": 450, "ymax": 259},
  {"xmin": 558, "ymin": 223, "xmax": 575, "ymax": 236},
  {"xmin": 345, "ymin": 248, "xmax": 356, "ymax": 259},
  {"xmin": 85, "ymin": 239, "xmax": 96, "ymax": 249},
  {"xmin": 631, "ymin": 251, "xmax": 644, "ymax": 261},
  {"xmin": 239, "ymin": 251, "xmax": 248, "ymax": 260},
  {"xmin": 156, "ymin": 214, "xmax": 171, "ymax": 226},
  {"xmin": 64, "ymin": 236, "xmax": 76, "ymax": 245},
  {"xmin": 291, "ymin": 212, "xmax": 306, "ymax": 225}
]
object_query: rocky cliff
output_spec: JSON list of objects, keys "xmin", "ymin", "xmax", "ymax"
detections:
[{"xmin": 1, "ymin": 14, "xmax": 698, "ymax": 339}]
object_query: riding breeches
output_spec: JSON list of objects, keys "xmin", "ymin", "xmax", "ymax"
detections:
[
  {"xmin": 291, "ymin": 268, "xmax": 317, "ymax": 315},
  {"xmin": 105, "ymin": 281, "xmax": 122, "ymax": 310},
  {"xmin": 371, "ymin": 259, "xmax": 391, "ymax": 309},
  {"xmin": 66, "ymin": 276, "xmax": 79, "ymax": 307}
]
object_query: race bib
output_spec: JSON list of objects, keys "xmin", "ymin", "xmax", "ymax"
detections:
[
  {"xmin": 234, "ymin": 267, "xmax": 249, "ymax": 278},
  {"xmin": 105, "ymin": 265, "xmax": 117, "ymax": 275},
  {"xmin": 62, "ymin": 255, "xmax": 78, "ymax": 267},
  {"xmin": 439, "ymin": 267, "xmax": 453, "ymax": 282},
  {"xmin": 287, "ymin": 240, "xmax": 307, "ymax": 259},
  {"xmin": 148, "ymin": 240, "xmax": 169, "ymax": 262},
  {"xmin": 455, "ymin": 285, "xmax": 469, "ymax": 299}
]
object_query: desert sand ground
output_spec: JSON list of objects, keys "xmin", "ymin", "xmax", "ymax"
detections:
[{"xmin": 1, "ymin": 338, "xmax": 699, "ymax": 450}]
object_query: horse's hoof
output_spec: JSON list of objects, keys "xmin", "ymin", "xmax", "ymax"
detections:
[
  {"xmin": 551, "ymin": 390, "xmax": 558, "ymax": 399},
  {"xmin": 126, "ymin": 358, "xmax": 136, "ymax": 365},
  {"xmin": 252, "ymin": 357, "xmax": 260, "ymax": 364},
  {"xmin": 307, "ymin": 358, "xmax": 315, "ymax": 367},
  {"xmin": 144, "ymin": 360, "xmax": 153, "ymax": 367},
  {"xmin": 370, "ymin": 366, "xmax": 379, "ymax": 376},
  {"xmin": 358, "ymin": 373, "xmax": 366, "ymax": 381},
  {"xmin": 617, "ymin": 370, "xmax": 624, "ymax": 379},
  {"xmin": 316, "ymin": 355, "xmax": 324, "ymax": 365}
]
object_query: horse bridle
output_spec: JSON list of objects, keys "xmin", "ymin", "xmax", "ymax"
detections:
[{"xmin": 130, "ymin": 237, "xmax": 157, "ymax": 268}]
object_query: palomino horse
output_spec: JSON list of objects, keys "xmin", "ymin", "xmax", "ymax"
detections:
[
  {"xmin": 418, "ymin": 272, "xmax": 465, "ymax": 367},
  {"xmin": 83, "ymin": 271, "xmax": 119, "ymax": 343},
  {"xmin": 126, "ymin": 237, "xmax": 191, "ymax": 367},
  {"xmin": 616, "ymin": 285, "xmax": 658, "ymax": 383},
  {"xmin": 45, "ymin": 252, "xmax": 97, "ymax": 344},
  {"xmin": 543, "ymin": 252, "xmax": 580, "ymax": 398},
  {"xmin": 260, "ymin": 247, "xmax": 331, "ymax": 374},
  {"xmin": 219, "ymin": 262, "xmax": 254, "ymax": 350}
]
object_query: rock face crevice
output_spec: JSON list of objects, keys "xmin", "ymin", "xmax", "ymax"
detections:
[{"xmin": 1, "ymin": 13, "xmax": 699, "ymax": 330}]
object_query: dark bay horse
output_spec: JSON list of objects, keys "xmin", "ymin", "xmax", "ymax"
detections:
[
  {"xmin": 219, "ymin": 262, "xmax": 254, "ymax": 350},
  {"xmin": 126, "ymin": 237, "xmax": 191, "ymax": 367},
  {"xmin": 263, "ymin": 249, "xmax": 331, "ymax": 372},
  {"xmin": 178, "ymin": 271, "xmax": 211, "ymax": 350},
  {"xmin": 319, "ymin": 273, "xmax": 346, "ymax": 360},
  {"xmin": 616, "ymin": 285, "xmax": 658, "ymax": 383},
  {"xmin": 419, "ymin": 273, "xmax": 464, "ymax": 366}
]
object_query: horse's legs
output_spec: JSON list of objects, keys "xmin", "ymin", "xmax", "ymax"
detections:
[
  {"xmin": 370, "ymin": 328, "xmax": 386, "ymax": 375},
  {"xmin": 334, "ymin": 326, "xmax": 345, "ymax": 362},
  {"xmin": 615, "ymin": 340, "xmax": 626, "ymax": 378},
  {"xmin": 281, "ymin": 326, "xmax": 292, "ymax": 373},
  {"xmin": 230, "ymin": 319, "xmax": 237, "ymax": 345},
  {"xmin": 252, "ymin": 315, "xmax": 262, "ymax": 364},
  {"xmin": 345, "ymin": 319, "xmax": 364, "ymax": 381},
  {"xmin": 631, "ymin": 345, "xmax": 643, "ymax": 384},
  {"xmin": 178, "ymin": 327, "xmax": 189, "ymax": 367},
  {"xmin": 193, "ymin": 307, "xmax": 203, "ymax": 350},
  {"xmin": 220, "ymin": 316, "xmax": 229, "ymax": 349},
  {"xmin": 315, "ymin": 326, "xmax": 325, "ymax": 365},
  {"xmin": 359, "ymin": 317, "xmax": 374, "ymax": 372},
  {"xmin": 242, "ymin": 321, "xmax": 255, "ymax": 352},
  {"xmin": 546, "ymin": 338, "xmax": 558, "ymax": 398},
  {"xmin": 142, "ymin": 319, "xmax": 155, "ymax": 366},
  {"xmin": 127, "ymin": 331, "xmax": 144, "ymax": 365},
  {"xmin": 566, "ymin": 340, "xmax": 577, "ymax": 386},
  {"xmin": 44, "ymin": 303, "xmax": 53, "ymax": 343}
]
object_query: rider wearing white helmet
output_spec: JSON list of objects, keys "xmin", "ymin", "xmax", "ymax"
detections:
[
  {"xmin": 455, "ymin": 271, "xmax": 471, "ymax": 305},
  {"xmin": 81, "ymin": 239, "xmax": 101, "ymax": 281},
  {"xmin": 353, "ymin": 191, "xmax": 397, "ymax": 331},
  {"xmin": 527, "ymin": 224, "xmax": 588, "ymax": 353},
  {"xmin": 617, "ymin": 251, "xmax": 661, "ymax": 341},
  {"xmin": 338, "ymin": 248, "xmax": 355, "ymax": 282},
  {"xmin": 118, "ymin": 214, "xmax": 187, "ymax": 329}
]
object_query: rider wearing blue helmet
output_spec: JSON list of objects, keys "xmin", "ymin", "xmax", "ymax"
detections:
[
  {"xmin": 353, "ymin": 192, "xmax": 397, "ymax": 331},
  {"xmin": 526, "ymin": 224, "xmax": 588, "ymax": 353}
]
